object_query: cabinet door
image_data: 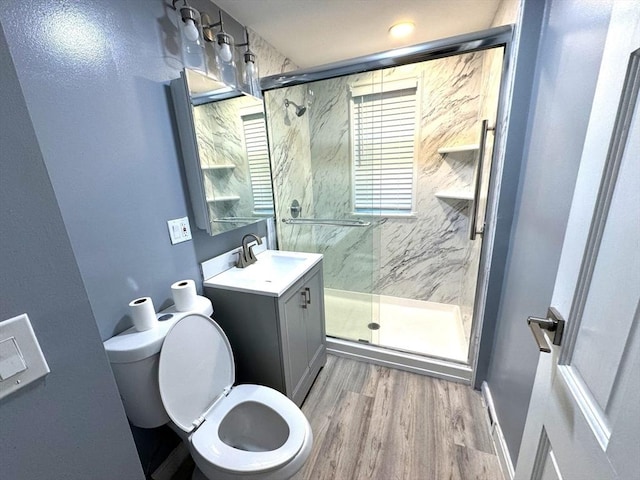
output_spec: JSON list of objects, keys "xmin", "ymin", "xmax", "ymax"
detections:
[
  {"xmin": 281, "ymin": 285, "xmax": 310, "ymax": 397},
  {"xmin": 304, "ymin": 268, "xmax": 325, "ymax": 365}
]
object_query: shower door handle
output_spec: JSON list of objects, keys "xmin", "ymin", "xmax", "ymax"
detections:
[{"xmin": 469, "ymin": 120, "xmax": 494, "ymax": 240}]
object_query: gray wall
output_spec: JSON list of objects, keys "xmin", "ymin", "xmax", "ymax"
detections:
[
  {"xmin": 0, "ymin": 0, "xmax": 288, "ymax": 474},
  {"xmin": 0, "ymin": 23, "xmax": 144, "ymax": 480},
  {"xmin": 483, "ymin": 0, "xmax": 613, "ymax": 463},
  {"xmin": 0, "ymin": 0, "xmax": 277, "ymax": 341}
]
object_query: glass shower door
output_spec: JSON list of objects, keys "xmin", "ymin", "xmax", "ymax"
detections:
[
  {"xmin": 264, "ymin": 81, "xmax": 377, "ymax": 344},
  {"xmin": 260, "ymin": 33, "xmax": 509, "ymax": 377}
]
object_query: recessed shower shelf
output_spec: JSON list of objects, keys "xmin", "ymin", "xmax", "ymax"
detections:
[
  {"xmin": 438, "ymin": 144, "xmax": 479, "ymax": 155},
  {"xmin": 202, "ymin": 164, "xmax": 236, "ymax": 171},
  {"xmin": 435, "ymin": 190, "xmax": 474, "ymax": 201},
  {"xmin": 207, "ymin": 195, "xmax": 241, "ymax": 203}
]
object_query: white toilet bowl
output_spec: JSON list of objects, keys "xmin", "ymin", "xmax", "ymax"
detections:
[
  {"xmin": 158, "ymin": 313, "xmax": 312, "ymax": 480},
  {"xmin": 189, "ymin": 385, "xmax": 313, "ymax": 480}
]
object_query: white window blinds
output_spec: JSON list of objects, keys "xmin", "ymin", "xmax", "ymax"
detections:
[
  {"xmin": 351, "ymin": 80, "xmax": 417, "ymax": 213},
  {"xmin": 241, "ymin": 112, "xmax": 274, "ymax": 214}
]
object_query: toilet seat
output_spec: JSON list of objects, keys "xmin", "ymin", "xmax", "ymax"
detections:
[
  {"xmin": 191, "ymin": 384, "xmax": 307, "ymax": 474},
  {"xmin": 158, "ymin": 313, "xmax": 308, "ymax": 477},
  {"xmin": 158, "ymin": 314, "xmax": 234, "ymax": 433}
]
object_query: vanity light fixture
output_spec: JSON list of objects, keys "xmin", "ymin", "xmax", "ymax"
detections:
[
  {"xmin": 201, "ymin": 11, "xmax": 237, "ymax": 87},
  {"xmin": 389, "ymin": 21, "xmax": 415, "ymax": 39},
  {"xmin": 172, "ymin": 0, "xmax": 207, "ymax": 73},
  {"xmin": 236, "ymin": 28, "xmax": 261, "ymax": 97}
]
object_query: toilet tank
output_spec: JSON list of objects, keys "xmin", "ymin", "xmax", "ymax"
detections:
[{"xmin": 104, "ymin": 296, "xmax": 213, "ymax": 428}]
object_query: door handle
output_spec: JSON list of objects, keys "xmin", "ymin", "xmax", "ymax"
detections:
[
  {"xmin": 527, "ymin": 307, "xmax": 566, "ymax": 353},
  {"xmin": 469, "ymin": 119, "xmax": 495, "ymax": 240},
  {"xmin": 305, "ymin": 287, "xmax": 311, "ymax": 305}
]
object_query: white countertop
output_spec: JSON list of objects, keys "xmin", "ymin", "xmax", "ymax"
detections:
[{"xmin": 203, "ymin": 249, "xmax": 322, "ymax": 297}]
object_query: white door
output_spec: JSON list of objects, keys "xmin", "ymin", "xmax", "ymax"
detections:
[{"xmin": 514, "ymin": 4, "xmax": 640, "ymax": 480}]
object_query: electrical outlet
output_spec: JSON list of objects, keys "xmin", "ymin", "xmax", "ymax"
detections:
[{"xmin": 167, "ymin": 216, "xmax": 192, "ymax": 245}]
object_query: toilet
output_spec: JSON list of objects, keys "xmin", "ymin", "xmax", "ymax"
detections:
[{"xmin": 104, "ymin": 297, "xmax": 313, "ymax": 480}]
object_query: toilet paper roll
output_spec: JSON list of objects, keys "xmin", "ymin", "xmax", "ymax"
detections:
[
  {"xmin": 171, "ymin": 279, "xmax": 197, "ymax": 312},
  {"xmin": 129, "ymin": 297, "xmax": 158, "ymax": 332}
]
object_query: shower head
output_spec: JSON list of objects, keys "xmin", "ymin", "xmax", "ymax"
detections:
[{"xmin": 284, "ymin": 98, "xmax": 307, "ymax": 117}]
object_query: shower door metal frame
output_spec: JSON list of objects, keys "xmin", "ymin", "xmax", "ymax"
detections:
[
  {"xmin": 261, "ymin": 26, "xmax": 512, "ymax": 91},
  {"xmin": 261, "ymin": 25, "xmax": 514, "ymax": 385}
]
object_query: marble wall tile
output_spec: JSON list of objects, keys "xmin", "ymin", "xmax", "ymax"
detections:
[
  {"xmin": 458, "ymin": 46, "xmax": 505, "ymax": 338},
  {"xmin": 248, "ymin": 27, "xmax": 296, "ymax": 76},
  {"xmin": 267, "ymin": 50, "xmax": 503, "ymax": 312},
  {"xmin": 454, "ymin": 0, "xmax": 516, "ymax": 337},
  {"xmin": 374, "ymin": 54, "xmax": 483, "ymax": 304},
  {"xmin": 244, "ymin": 29, "xmax": 310, "ymax": 246},
  {"xmin": 305, "ymin": 53, "xmax": 483, "ymax": 303},
  {"xmin": 306, "ymin": 71, "xmax": 379, "ymax": 292},
  {"xmin": 193, "ymin": 96, "xmax": 264, "ymax": 233},
  {"xmin": 265, "ymin": 85, "xmax": 317, "ymax": 252},
  {"xmin": 189, "ymin": 28, "xmax": 295, "ymax": 235}
]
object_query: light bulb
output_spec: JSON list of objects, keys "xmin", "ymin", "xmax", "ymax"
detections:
[
  {"xmin": 218, "ymin": 42, "xmax": 233, "ymax": 62},
  {"xmin": 245, "ymin": 60, "xmax": 256, "ymax": 78},
  {"xmin": 183, "ymin": 18, "xmax": 199, "ymax": 42}
]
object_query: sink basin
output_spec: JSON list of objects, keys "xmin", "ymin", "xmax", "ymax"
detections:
[{"xmin": 203, "ymin": 250, "xmax": 323, "ymax": 297}]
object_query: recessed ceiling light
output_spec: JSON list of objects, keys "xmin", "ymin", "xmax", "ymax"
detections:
[{"xmin": 389, "ymin": 22, "xmax": 415, "ymax": 39}]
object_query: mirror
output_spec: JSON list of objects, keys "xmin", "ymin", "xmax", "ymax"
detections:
[{"xmin": 170, "ymin": 68, "xmax": 274, "ymax": 235}]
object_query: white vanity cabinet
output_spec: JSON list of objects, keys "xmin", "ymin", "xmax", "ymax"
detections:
[{"xmin": 204, "ymin": 261, "xmax": 326, "ymax": 407}]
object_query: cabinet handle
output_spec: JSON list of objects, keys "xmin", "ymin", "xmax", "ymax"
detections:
[
  {"xmin": 305, "ymin": 287, "xmax": 311, "ymax": 305},
  {"xmin": 301, "ymin": 291, "xmax": 307, "ymax": 309}
]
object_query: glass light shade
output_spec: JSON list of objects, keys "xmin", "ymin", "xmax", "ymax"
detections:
[
  {"xmin": 213, "ymin": 32, "xmax": 237, "ymax": 87},
  {"xmin": 242, "ymin": 54, "xmax": 261, "ymax": 97},
  {"xmin": 178, "ymin": 7, "xmax": 207, "ymax": 74}
]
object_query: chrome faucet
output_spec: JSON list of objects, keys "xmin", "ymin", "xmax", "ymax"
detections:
[{"xmin": 236, "ymin": 234, "xmax": 263, "ymax": 268}]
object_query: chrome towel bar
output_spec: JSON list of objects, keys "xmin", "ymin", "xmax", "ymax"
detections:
[
  {"xmin": 211, "ymin": 217, "xmax": 264, "ymax": 223},
  {"xmin": 281, "ymin": 218, "xmax": 371, "ymax": 227}
]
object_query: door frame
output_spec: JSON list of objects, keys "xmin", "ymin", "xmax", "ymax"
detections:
[{"xmin": 261, "ymin": 25, "xmax": 514, "ymax": 383}]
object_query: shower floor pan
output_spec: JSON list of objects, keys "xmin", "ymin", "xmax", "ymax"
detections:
[{"xmin": 324, "ymin": 288, "xmax": 468, "ymax": 362}]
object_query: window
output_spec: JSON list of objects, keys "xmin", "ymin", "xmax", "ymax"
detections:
[
  {"xmin": 241, "ymin": 112, "xmax": 274, "ymax": 215},
  {"xmin": 351, "ymin": 79, "xmax": 418, "ymax": 214}
]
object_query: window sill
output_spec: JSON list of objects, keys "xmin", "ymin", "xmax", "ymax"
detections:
[{"xmin": 352, "ymin": 211, "xmax": 417, "ymax": 219}]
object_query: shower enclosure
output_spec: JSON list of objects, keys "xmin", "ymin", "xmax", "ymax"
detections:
[{"xmin": 262, "ymin": 29, "xmax": 509, "ymax": 379}]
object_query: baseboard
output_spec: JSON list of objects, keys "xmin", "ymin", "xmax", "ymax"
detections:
[{"xmin": 481, "ymin": 381, "xmax": 515, "ymax": 480}]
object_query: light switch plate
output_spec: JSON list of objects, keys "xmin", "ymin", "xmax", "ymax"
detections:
[
  {"xmin": 167, "ymin": 216, "xmax": 192, "ymax": 245},
  {"xmin": 0, "ymin": 337, "xmax": 27, "ymax": 380},
  {"xmin": 0, "ymin": 313, "xmax": 50, "ymax": 401}
]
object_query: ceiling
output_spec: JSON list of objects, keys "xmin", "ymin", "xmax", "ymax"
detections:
[{"xmin": 214, "ymin": 0, "xmax": 502, "ymax": 68}]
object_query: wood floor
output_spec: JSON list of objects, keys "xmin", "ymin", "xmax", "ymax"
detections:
[
  {"xmin": 293, "ymin": 355, "xmax": 503, "ymax": 480},
  {"xmin": 163, "ymin": 354, "xmax": 503, "ymax": 480}
]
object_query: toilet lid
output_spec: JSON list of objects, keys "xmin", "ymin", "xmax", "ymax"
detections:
[{"xmin": 158, "ymin": 313, "xmax": 234, "ymax": 433}]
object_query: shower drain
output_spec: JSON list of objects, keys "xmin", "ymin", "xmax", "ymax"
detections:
[{"xmin": 367, "ymin": 322, "xmax": 380, "ymax": 330}]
